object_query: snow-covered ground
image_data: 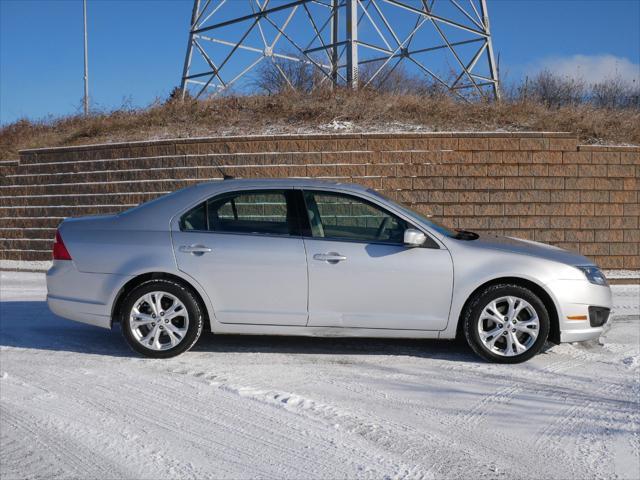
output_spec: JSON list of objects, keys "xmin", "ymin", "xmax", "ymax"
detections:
[{"xmin": 1, "ymin": 272, "xmax": 638, "ymax": 480}]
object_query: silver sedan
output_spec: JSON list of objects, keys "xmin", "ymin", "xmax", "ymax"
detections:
[{"xmin": 46, "ymin": 179, "xmax": 612, "ymax": 363}]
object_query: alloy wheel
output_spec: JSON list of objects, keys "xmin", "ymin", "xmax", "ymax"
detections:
[
  {"xmin": 477, "ymin": 295, "xmax": 540, "ymax": 357},
  {"xmin": 129, "ymin": 291, "xmax": 190, "ymax": 351}
]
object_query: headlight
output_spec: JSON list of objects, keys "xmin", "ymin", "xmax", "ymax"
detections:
[{"xmin": 577, "ymin": 266, "xmax": 608, "ymax": 286}]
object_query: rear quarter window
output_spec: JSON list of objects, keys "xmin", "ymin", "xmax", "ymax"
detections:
[{"xmin": 180, "ymin": 202, "xmax": 207, "ymax": 231}]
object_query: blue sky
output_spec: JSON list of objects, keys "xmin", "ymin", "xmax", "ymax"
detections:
[{"xmin": 1, "ymin": 0, "xmax": 639, "ymax": 124}]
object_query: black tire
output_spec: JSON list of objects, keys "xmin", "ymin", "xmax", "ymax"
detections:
[
  {"xmin": 462, "ymin": 283, "xmax": 550, "ymax": 364},
  {"xmin": 119, "ymin": 279, "xmax": 204, "ymax": 358}
]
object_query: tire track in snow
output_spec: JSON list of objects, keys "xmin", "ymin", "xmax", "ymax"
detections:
[
  {"xmin": 533, "ymin": 382, "xmax": 639, "ymax": 480},
  {"xmin": 0, "ymin": 404, "xmax": 123, "ymax": 479},
  {"xmin": 349, "ymin": 353, "xmax": 594, "ymax": 479},
  {"xmin": 0, "ymin": 367, "xmax": 201, "ymax": 480},
  {"xmin": 265, "ymin": 351, "xmax": 592, "ymax": 478},
  {"xmin": 452, "ymin": 347, "xmax": 590, "ymax": 428},
  {"xmin": 168, "ymin": 366, "xmax": 574, "ymax": 480},
  {"xmin": 158, "ymin": 373, "xmax": 391, "ymax": 478},
  {"xmin": 167, "ymin": 367, "xmax": 433, "ymax": 479},
  {"xmin": 457, "ymin": 322, "xmax": 636, "ymax": 433},
  {"xmin": 64, "ymin": 365, "xmax": 364, "ymax": 479},
  {"xmin": 3, "ymin": 358, "xmax": 375, "ymax": 479},
  {"xmin": 138, "ymin": 362, "xmax": 424, "ymax": 479}
]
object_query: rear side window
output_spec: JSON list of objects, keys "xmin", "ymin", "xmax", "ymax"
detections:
[{"xmin": 181, "ymin": 190, "xmax": 299, "ymax": 236}]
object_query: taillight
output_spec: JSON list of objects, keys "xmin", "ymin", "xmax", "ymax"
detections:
[{"xmin": 53, "ymin": 230, "xmax": 72, "ymax": 261}]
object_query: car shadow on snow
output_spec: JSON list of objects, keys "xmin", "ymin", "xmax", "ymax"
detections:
[
  {"xmin": 0, "ymin": 300, "xmax": 480, "ymax": 362},
  {"xmin": 192, "ymin": 333, "xmax": 480, "ymax": 363},
  {"xmin": 0, "ymin": 301, "xmax": 132, "ymax": 357}
]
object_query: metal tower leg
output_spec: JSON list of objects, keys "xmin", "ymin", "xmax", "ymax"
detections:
[
  {"xmin": 180, "ymin": 0, "xmax": 201, "ymax": 99},
  {"xmin": 346, "ymin": 0, "xmax": 358, "ymax": 89},
  {"xmin": 330, "ymin": 0, "xmax": 340, "ymax": 86},
  {"xmin": 480, "ymin": 0, "xmax": 500, "ymax": 100}
]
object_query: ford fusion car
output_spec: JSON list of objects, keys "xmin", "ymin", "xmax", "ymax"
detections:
[{"xmin": 46, "ymin": 179, "xmax": 612, "ymax": 363}]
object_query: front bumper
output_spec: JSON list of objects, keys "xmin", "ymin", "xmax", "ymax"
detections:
[
  {"xmin": 547, "ymin": 278, "xmax": 613, "ymax": 343},
  {"xmin": 560, "ymin": 324, "xmax": 607, "ymax": 343}
]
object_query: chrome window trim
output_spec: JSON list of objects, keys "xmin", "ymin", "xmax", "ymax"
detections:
[
  {"xmin": 175, "ymin": 228, "xmax": 302, "ymax": 240},
  {"xmin": 300, "ymin": 235, "xmax": 423, "ymax": 248}
]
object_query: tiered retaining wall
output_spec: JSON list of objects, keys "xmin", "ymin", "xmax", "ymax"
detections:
[{"xmin": 1, "ymin": 132, "xmax": 638, "ymax": 269}]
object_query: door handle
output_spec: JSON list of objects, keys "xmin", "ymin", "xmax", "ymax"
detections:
[
  {"xmin": 179, "ymin": 244, "xmax": 212, "ymax": 255},
  {"xmin": 313, "ymin": 252, "xmax": 347, "ymax": 263}
]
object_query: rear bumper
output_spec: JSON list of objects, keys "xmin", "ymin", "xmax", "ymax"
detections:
[
  {"xmin": 47, "ymin": 295, "xmax": 111, "ymax": 329},
  {"xmin": 46, "ymin": 260, "xmax": 130, "ymax": 329}
]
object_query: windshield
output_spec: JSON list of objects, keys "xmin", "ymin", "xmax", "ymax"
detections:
[{"xmin": 367, "ymin": 189, "xmax": 459, "ymax": 238}]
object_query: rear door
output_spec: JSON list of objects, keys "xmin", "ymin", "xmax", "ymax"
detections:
[
  {"xmin": 172, "ymin": 188, "xmax": 309, "ymax": 326},
  {"xmin": 301, "ymin": 190, "xmax": 454, "ymax": 330}
]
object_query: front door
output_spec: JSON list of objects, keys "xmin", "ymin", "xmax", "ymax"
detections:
[
  {"xmin": 172, "ymin": 189, "xmax": 309, "ymax": 326},
  {"xmin": 302, "ymin": 190, "xmax": 454, "ymax": 330}
]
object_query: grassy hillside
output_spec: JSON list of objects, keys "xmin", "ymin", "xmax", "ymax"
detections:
[{"xmin": 2, "ymin": 88, "xmax": 639, "ymax": 159}]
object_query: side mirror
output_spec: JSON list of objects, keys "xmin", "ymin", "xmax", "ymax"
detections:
[{"xmin": 404, "ymin": 228, "xmax": 426, "ymax": 247}]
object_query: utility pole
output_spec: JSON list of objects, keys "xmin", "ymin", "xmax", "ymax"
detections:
[{"xmin": 83, "ymin": 0, "xmax": 89, "ymax": 115}]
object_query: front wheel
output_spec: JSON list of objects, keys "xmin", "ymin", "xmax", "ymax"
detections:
[
  {"xmin": 463, "ymin": 284, "xmax": 550, "ymax": 363},
  {"xmin": 120, "ymin": 279, "xmax": 204, "ymax": 358}
]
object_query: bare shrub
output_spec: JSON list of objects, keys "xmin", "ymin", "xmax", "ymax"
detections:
[
  {"xmin": 591, "ymin": 76, "xmax": 639, "ymax": 109},
  {"xmin": 518, "ymin": 70, "xmax": 586, "ymax": 108},
  {"xmin": 512, "ymin": 71, "xmax": 639, "ymax": 110},
  {"xmin": 253, "ymin": 57, "xmax": 327, "ymax": 94},
  {"xmin": 357, "ymin": 61, "xmax": 447, "ymax": 96},
  {"xmin": 253, "ymin": 57, "xmax": 449, "ymax": 98}
]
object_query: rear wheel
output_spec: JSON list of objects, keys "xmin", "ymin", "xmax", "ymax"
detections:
[
  {"xmin": 463, "ymin": 284, "xmax": 550, "ymax": 363},
  {"xmin": 120, "ymin": 279, "xmax": 203, "ymax": 358}
]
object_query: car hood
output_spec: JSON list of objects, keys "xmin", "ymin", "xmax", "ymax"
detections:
[{"xmin": 469, "ymin": 233, "xmax": 593, "ymax": 267}]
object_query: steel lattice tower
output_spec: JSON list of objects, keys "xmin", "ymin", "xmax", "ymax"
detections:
[{"xmin": 180, "ymin": 0, "xmax": 500, "ymax": 99}]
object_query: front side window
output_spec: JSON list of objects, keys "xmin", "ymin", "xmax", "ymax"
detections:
[
  {"xmin": 180, "ymin": 190, "xmax": 297, "ymax": 236},
  {"xmin": 367, "ymin": 188, "xmax": 458, "ymax": 238},
  {"xmin": 303, "ymin": 191, "xmax": 408, "ymax": 244}
]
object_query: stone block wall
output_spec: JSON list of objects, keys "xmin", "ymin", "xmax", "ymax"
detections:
[{"xmin": 1, "ymin": 132, "xmax": 638, "ymax": 269}]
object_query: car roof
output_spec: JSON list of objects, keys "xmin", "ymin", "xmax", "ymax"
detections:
[
  {"xmin": 116, "ymin": 178, "xmax": 373, "ymax": 230},
  {"xmin": 197, "ymin": 178, "xmax": 370, "ymax": 192}
]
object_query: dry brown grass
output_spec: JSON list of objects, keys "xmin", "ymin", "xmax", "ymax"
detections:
[{"xmin": 1, "ymin": 89, "xmax": 639, "ymax": 159}]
